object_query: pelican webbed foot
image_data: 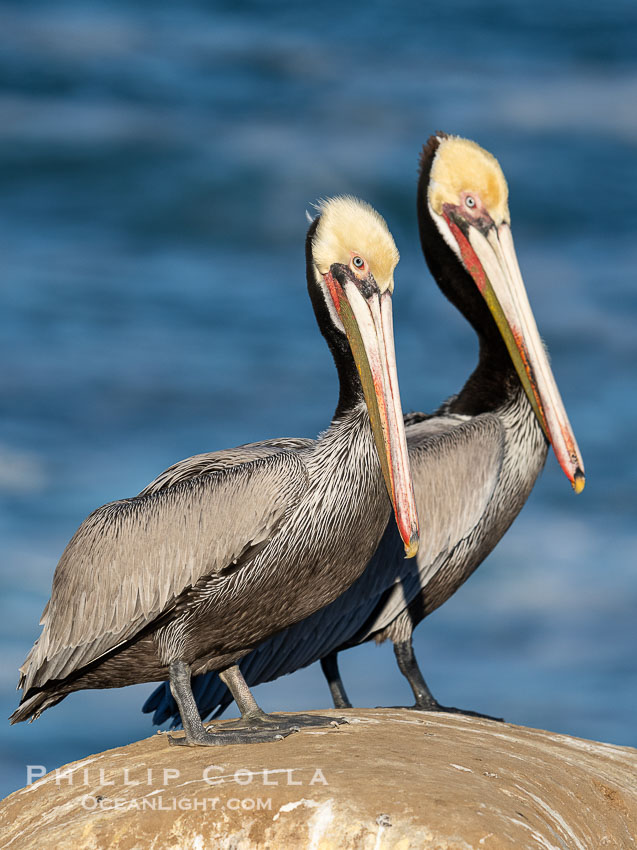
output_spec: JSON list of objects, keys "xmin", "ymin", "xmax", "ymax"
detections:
[
  {"xmin": 404, "ymin": 700, "xmax": 504, "ymax": 722},
  {"xmin": 218, "ymin": 663, "xmax": 348, "ymax": 731},
  {"xmin": 167, "ymin": 726, "xmax": 293, "ymax": 746},
  {"xmin": 168, "ymin": 660, "xmax": 296, "ymax": 746},
  {"xmin": 167, "ymin": 660, "xmax": 347, "ymax": 747},
  {"xmin": 222, "ymin": 711, "xmax": 348, "ymax": 732},
  {"xmin": 167, "ymin": 712, "xmax": 347, "ymax": 746}
]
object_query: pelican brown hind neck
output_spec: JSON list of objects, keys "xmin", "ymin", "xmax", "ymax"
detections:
[
  {"xmin": 142, "ymin": 134, "xmax": 584, "ymax": 727},
  {"xmin": 10, "ymin": 196, "xmax": 419, "ymax": 746}
]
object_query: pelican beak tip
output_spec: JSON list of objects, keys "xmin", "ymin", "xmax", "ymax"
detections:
[
  {"xmin": 403, "ymin": 533, "xmax": 419, "ymax": 559},
  {"xmin": 573, "ymin": 469, "xmax": 585, "ymax": 495}
]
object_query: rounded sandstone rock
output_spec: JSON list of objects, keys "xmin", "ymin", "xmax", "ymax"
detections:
[{"xmin": 2, "ymin": 709, "xmax": 636, "ymax": 849}]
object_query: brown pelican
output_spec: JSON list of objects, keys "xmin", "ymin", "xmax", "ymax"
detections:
[
  {"xmin": 143, "ymin": 134, "xmax": 585, "ymax": 726},
  {"xmin": 10, "ymin": 196, "xmax": 420, "ymax": 745}
]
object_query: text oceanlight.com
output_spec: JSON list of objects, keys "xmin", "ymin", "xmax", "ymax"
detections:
[{"xmin": 82, "ymin": 795, "xmax": 274, "ymax": 812}]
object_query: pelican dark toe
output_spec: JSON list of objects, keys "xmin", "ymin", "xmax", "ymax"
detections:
[
  {"xmin": 222, "ymin": 712, "xmax": 348, "ymax": 732},
  {"xmin": 167, "ymin": 727, "xmax": 294, "ymax": 746},
  {"xmin": 407, "ymin": 701, "xmax": 504, "ymax": 722}
]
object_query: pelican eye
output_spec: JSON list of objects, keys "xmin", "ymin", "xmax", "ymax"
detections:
[
  {"xmin": 352, "ymin": 256, "xmax": 364, "ymax": 268},
  {"xmin": 465, "ymin": 196, "xmax": 476, "ymax": 209}
]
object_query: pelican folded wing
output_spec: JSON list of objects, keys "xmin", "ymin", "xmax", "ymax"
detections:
[{"xmin": 17, "ymin": 451, "xmax": 308, "ymax": 699}]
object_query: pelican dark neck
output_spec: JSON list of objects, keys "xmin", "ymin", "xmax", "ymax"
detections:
[
  {"xmin": 417, "ymin": 139, "xmax": 519, "ymax": 417},
  {"xmin": 305, "ymin": 218, "xmax": 365, "ymax": 420}
]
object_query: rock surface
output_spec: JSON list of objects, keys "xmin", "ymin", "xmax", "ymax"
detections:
[{"xmin": 2, "ymin": 709, "xmax": 636, "ymax": 849}]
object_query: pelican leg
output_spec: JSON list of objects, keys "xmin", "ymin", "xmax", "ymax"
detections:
[
  {"xmin": 392, "ymin": 639, "xmax": 503, "ymax": 721},
  {"xmin": 167, "ymin": 659, "xmax": 210, "ymax": 742},
  {"xmin": 167, "ymin": 661, "xmax": 293, "ymax": 746},
  {"xmin": 320, "ymin": 652, "xmax": 352, "ymax": 709},
  {"xmin": 219, "ymin": 664, "xmax": 269, "ymax": 722},
  {"xmin": 393, "ymin": 639, "xmax": 440, "ymax": 710},
  {"xmin": 219, "ymin": 664, "xmax": 349, "ymax": 733}
]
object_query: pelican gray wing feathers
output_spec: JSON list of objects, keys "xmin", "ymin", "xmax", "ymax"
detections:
[
  {"xmin": 17, "ymin": 450, "xmax": 308, "ymax": 710},
  {"xmin": 138, "ymin": 438, "xmax": 314, "ymax": 496}
]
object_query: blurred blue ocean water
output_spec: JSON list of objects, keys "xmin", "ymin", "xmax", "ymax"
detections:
[{"xmin": 1, "ymin": 0, "xmax": 636, "ymax": 797}]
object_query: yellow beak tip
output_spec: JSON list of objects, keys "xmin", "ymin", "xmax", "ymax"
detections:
[
  {"xmin": 573, "ymin": 471, "xmax": 585, "ymax": 495},
  {"xmin": 404, "ymin": 536, "xmax": 419, "ymax": 559}
]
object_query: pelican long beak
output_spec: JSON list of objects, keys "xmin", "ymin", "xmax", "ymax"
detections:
[
  {"xmin": 324, "ymin": 269, "xmax": 419, "ymax": 557},
  {"xmin": 444, "ymin": 213, "xmax": 585, "ymax": 492}
]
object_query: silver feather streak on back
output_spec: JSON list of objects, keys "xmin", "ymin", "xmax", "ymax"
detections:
[
  {"xmin": 139, "ymin": 439, "xmax": 315, "ymax": 495},
  {"xmin": 143, "ymin": 384, "xmax": 547, "ymax": 725}
]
